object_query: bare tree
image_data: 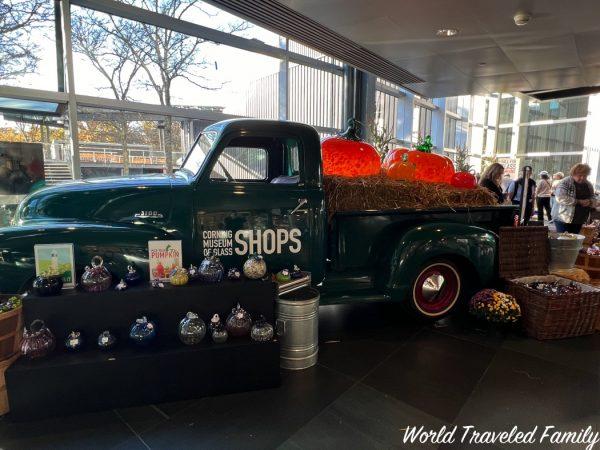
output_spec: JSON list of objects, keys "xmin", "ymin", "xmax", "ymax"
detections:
[
  {"xmin": 72, "ymin": 9, "xmax": 143, "ymax": 174},
  {"xmin": 104, "ymin": 0, "xmax": 250, "ymax": 172},
  {"xmin": 0, "ymin": 0, "xmax": 51, "ymax": 80}
]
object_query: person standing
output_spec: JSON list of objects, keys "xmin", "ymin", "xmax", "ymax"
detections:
[
  {"xmin": 535, "ymin": 171, "xmax": 552, "ymax": 221},
  {"xmin": 479, "ymin": 163, "xmax": 505, "ymax": 204},
  {"xmin": 507, "ymin": 168, "xmax": 537, "ymax": 224},
  {"xmin": 552, "ymin": 164, "xmax": 596, "ymax": 234},
  {"xmin": 550, "ymin": 171, "xmax": 564, "ymax": 213}
]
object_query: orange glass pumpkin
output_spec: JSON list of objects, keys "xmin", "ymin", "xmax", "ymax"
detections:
[
  {"xmin": 386, "ymin": 154, "xmax": 416, "ymax": 181},
  {"xmin": 382, "ymin": 147, "xmax": 410, "ymax": 171},
  {"xmin": 322, "ymin": 119, "xmax": 381, "ymax": 177},
  {"xmin": 451, "ymin": 171, "xmax": 477, "ymax": 189}
]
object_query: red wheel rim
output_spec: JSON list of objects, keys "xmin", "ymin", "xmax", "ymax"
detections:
[{"xmin": 413, "ymin": 263, "xmax": 460, "ymax": 316}]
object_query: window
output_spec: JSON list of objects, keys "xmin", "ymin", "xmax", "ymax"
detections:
[
  {"xmin": 524, "ymin": 122, "xmax": 586, "ymax": 154},
  {"xmin": 526, "ymin": 97, "xmax": 589, "ymax": 122},
  {"xmin": 210, "ymin": 146, "xmax": 268, "ymax": 181},
  {"xmin": 497, "ymin": 128, "xmax": 513, "ymax": 153},
  {"xmin": 413, "ymin": 105, "xmax": 432, "ymax": 143},
  {"xmin": 444, "ymin": 117, "xmax": 457, "ymax": 149},
  {"xmin": 182, "ymin": 131, "xmax": 217, "ymax": 175},
  {"xmin": 498, "ymin": 96, "xmax": 515, "ymax": 124}
]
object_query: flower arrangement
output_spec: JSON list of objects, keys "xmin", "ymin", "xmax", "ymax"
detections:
[
  {"xmin": 0, "ymin": 296, "xmax": 22, "ymax": 314},
  {"xmin": 469, "ymin": 289, "xmax": 521, "ymax": 324}
]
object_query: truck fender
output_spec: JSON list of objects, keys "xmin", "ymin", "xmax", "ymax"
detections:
[
  {"xmin": 382, "ymin": 222, "xmax": 497, "ymax": 302},
  {"xmin": 0, "ymin": 221, "xmax": 173, "ymax": 294}
]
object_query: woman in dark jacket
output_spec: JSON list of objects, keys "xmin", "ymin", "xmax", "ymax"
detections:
[{"xmin": 479, "ymin": 163, "xmax": 505, "ymax": 204}]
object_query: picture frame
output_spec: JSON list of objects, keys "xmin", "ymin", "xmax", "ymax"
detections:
[
  {"xmin": 34, "ymin": 243, "xmax": 76, "ymax": 289},
  {"xmin": 148, "ymin": 240, "xmax": 183, "ymax": 282}
]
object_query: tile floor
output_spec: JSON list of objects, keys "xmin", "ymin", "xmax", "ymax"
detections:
[{"xmin": 1, "ymin": 302, "xmax": 599, "ymax": 450}]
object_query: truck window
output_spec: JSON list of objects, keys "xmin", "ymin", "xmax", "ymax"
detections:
[
  {"xmin": 181, "ymin": 131, "xmax": 217, "ymax": 175},
  {"xmin": 210, "ymin": 146, "xmax": 268, "ymax": 181}
]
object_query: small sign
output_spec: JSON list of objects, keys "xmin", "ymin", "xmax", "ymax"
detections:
[
  {"xmin": 34, "ymin": 243, "xmax": 76, "ymax": 289},
  {"xmin": 148, "ymin": 240, "xmax": 182, "ymax": 282}
]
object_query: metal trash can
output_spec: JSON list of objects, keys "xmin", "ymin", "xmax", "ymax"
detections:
[
  {"xmin": 276, "ymin": 287, "xmax": 319, "ymax": 370},
  {"xmin": 549, "ymin": 232, "xmax": 585, "ymax": 271}
]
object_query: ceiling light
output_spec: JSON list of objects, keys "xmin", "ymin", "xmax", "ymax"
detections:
[
  {"xmin": 514, "ymin": 12, "xmax": 531, "ymax": 26},
  {"xmin": 478, "ymin": 62, "xmax": 487, "ymax": 67},
  {"xmin": 436, "ymin": 28, "xmax": 459, "ymax": 37}
]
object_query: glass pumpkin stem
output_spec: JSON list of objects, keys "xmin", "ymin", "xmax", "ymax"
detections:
[{"xmin": 339, "ymin": 118, "xmax": 361, "ymax": 141}]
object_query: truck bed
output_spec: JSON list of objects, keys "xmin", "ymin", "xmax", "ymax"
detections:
[{"xmin": 328, "ymin": 205, "xmax": 515, "ymax": 272}]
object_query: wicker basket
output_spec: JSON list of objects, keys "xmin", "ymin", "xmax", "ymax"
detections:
[
  {"xmin": 575, "ymin": 251, "xmax": 600, "ymax": 286},
  {"xmin": 0, "ymin": 295, "xmax": 23, "ymax": 362},
  {"xmin": 581, "ymin": 225, "xmax": 597, "ymax": 247},
  {"xmin": 0, "ymin": 353, "xmax": 19, "ymax": 415},
  {"xmin": 506, "ymin": 275, "xmax": 600, "ymax": 340},
  {"xmin": 498, "ymin": 226, "xmax": 549, "ymax": 279}
]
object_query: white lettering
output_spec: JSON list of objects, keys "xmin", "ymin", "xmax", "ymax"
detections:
[
  {"xmin": 234, "ymin": 230, "xmax": 248, "ymax": 256},
  {"xmin": 289, "ymin": 228, "xmax": 302, "ymax": 253}
]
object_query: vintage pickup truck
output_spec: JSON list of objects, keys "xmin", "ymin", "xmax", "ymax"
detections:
[{"xmin": 0, "ymin": 119, "xmax": 514, "ymax": 318}]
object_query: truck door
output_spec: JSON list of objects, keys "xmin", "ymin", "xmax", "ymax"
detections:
[{"xmin": 193, "ymin": 131, "xmax": 325, "ymax": 282}]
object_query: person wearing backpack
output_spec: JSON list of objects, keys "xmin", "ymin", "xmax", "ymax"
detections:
[
  {"xmin": 507, "ymin": 168, "xmax": 537, "ymax": 224},
  {"xmin": 535, "ymin": 171, "xmax": 552, "ymax": 222}
]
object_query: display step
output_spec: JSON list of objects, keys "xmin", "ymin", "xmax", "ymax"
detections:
[{"xmin": 6, "ymin": 338, "xmax": 280, "ymax": 420}]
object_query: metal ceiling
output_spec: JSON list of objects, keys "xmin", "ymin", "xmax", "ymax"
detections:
[{"xmin": 215, "ymin": 0, "xmax": 600, "ymax": 98}]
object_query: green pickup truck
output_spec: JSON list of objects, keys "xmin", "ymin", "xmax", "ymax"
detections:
[{"xmin": 0, "ymin": 119, "xmax": 514, "ymax": 318}]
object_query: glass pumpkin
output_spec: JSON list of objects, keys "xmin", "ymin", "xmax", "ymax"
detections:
[
  {"xmin": 243, "ymin": 254, "xmax": 267, "ymax": 280},
  {"xmin": 451, "ymin": 171, "xmax": 478, "ymax": 189},
  {"xmin": 65, "ymin": 330, "xmax": 84, "ymax": 351},
  {"xmin": 210, "ymin": 314, "xmax": 228, "ymax": 344},
  {"xmin": 81, "ymin": 256, "xmax": 112, "ymax": 292},
  {"xmin": 226, "ymin": 303, "xmax": 252, "ymax": 337},
  {"xmin": 227, "ymin": 267, "xmax": 242, "ymax": 281},
  {"xmin": 188, "ymin": 264, "xmax": 200, "ymax": 282},
  {"xmin": 382, "ymin": 147, "xmax": 410, "ymax": 171},
  {"xmin": 407, "ymin": 151, "xmax": 455, "ymax": 184},
  {"xmin": 170, "ymin": 267, "xmax": 189, "ymax": 286},
  {"xmin": 276, "ymin": 269, "xmax": 291, "ymax": 283},
  {"xmin": 199, "ymin": 256, "xmax": 224, "ymax": 283},
  {"xmin": 322, "ymin": 119, "xmax": 381, "ymax": 178},
  {"xmin": 97, "ymin": 330, "xmax": 117, "ymax": 350},
  {"xmin": 250, "ymin": 315, "xmax": 274, "ymax": 342},
  {"xmin": 21, "ymin": 320, "xmax": 55, "ymax": 359},
  {"xmin": 32, "ymin": 274, "xmax": 63, "ymax": 296},
  {"xmin": 129, "ymin": 316, "xmax": 157, "ymax": 346},
  {"xmin": 124, "ymin": 265, "xmax": 142, "ymax": 286},
  {"xmin": 178, "ymin": 311, "xmax": 206, "ymax": 345},
  {"xmin": 386, "ymin": 153, "xmax": 416, "ymax": 181},
  {"xmin": 291, "ymin": 265, "xmax": 304, "ymax": 279}
]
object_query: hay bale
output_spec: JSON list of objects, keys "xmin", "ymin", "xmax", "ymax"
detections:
[{"xmin": 323, "ymin": 175, "xmax": 497, "ymax": 220}]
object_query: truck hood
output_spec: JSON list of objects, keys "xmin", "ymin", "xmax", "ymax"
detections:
[{"xmin": 14, "ymin": 172, "xmax": 190, "ymax": 225}]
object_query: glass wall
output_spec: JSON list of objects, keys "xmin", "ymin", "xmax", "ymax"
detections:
[
  {"xmin": 0, "ymin": 0, "xmax": 58, "ymax": 91},
  {"xmin": 497, "ymin": 127, "xmax": 513, "ymax": 154},
  {"xmin": 498, "ymin": 95, "xmax": 515, "ymax": 124},
  {"xmin": 524, "ymin": 122, "xmax": 587, "ymax": 154},
  {"xmin": 526, "ymin": 97, "xmax": 589, "ymax": 122}
]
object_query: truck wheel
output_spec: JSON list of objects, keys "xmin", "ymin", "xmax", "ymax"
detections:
[{"xmin": 410, "ymin": 260, "xmax": 462, "ymax": 319}]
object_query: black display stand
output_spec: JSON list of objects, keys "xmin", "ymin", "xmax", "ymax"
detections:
[{"xmin": 6, "ymin": 280, "xmax": 280, "ymax": 420}]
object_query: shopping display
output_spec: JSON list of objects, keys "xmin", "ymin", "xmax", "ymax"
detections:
[
  {"xmin": 64, "ymin": 331, "xmax": 84, "ymax": 351},
  {"xmin": 129, "ymin": 316, "xmax": 157, "ymax": 346},
  {"xmin": 198, "ymin": 256, "xmax": 224, "ymax": 283},
  {"xmin": 21, "ymin": 320, "xmax": 55, "ymax": 359},
  {"xmin": 81, "ymin": 256, "xmax": 112, "ymax": 293},
  {"xmin": 178, "ymin": 312, "xmax": 206, "ymax": 345},
  {"xmin": 226, "ymin": 303, "xmax": 252, "ymax": 337},
  {"xmin": 32, "ymin": 274, "xmax": 63, "ymax": 297},
  {"xmin": 250, "ymin": 315, "xmax": 274, "ymax": 342},
  {"xmin": 321, "ymin": 119, "xmax": 381, "ymax": 178},
  {"xmin": 243, "ymin": 254, "xmax": 267, "ymax": 280}
]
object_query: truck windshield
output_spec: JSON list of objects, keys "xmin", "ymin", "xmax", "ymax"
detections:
[{"xmin": 180, "ymin": 131, "xmax": 217, "ymax": 175}]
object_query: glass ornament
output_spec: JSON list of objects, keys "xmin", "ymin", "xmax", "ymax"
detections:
[
  {"xmin": 81, "ymin": 256, "xmax": 112, "ymax": 292},
  {"xmin": 226, "ymin": 303, "xmax": 252, "ymax": 337},
  {"xmin": 124, "ymin": 265, "xmax": 142, "ymax": 286},
  {"xmin": 227, "ymin": 267, "xmax": 242, "ymax": 281},
  {"xmin": 97, "ymin": 330, "xmax": 117, "ymax": 350},
  {"xmin": 451, "ymin": 171, "xmax": 478, "ymax": 189},
  {"xmin": 250, "ymin": 315, "xmax": 274, "ymax": 342},
  {"xmin": 65, "ymin": 330, "xmax": 84, "ymax": 351},
  {"xmin": 21, "ymin": 320, "xmax": 55, "ymax": 359},
  {"xmin": 210, "ymin": 314, "xmax": 228, "ymax": 344},
  {"xmin": 243, "ymin": 254, "xmax": 267, "ymax": 280},
  {"xmin": 198, "ymin": 256, "xmax": 224, "ymax": 283},
  {"xmin": 129, "ymin": 316, "xmax": 157, "ymax": 346},
  {"xmin": 275, "ymin": 269, "xmax": 291, "ymax": 283},
  {"xmin": 169, "ymin": 267, "xmax": 189, "ymax": 286},
  {"xmin": 32, "ymin": 274, "xmax": 63, "ymax": 296},
  {"xmin": 178, "ymin": 311, "xmax": 206, "ymax": 345}
]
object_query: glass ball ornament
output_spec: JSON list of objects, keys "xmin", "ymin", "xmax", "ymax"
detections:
[
  {"xmin": 129, "ymin": 316, "xmax": 157, "ymax": 346},
  {"xmin": 243, "ymin": 254, "xmax": 267, "ymax": 280},
  {"xmin": 32, "ymin": 274, "xmax": 63, "ymax": 296},
  {"xmin": 97, "ymin": 330, "xmax": 117, "ymax": 350},
  {"xmin": 81, "ymin": 256, "xmax": 112, "ymax": 292},
  {"xmin": 65, "ymin": 330, "xmax": 84, "ymax": 351},
  {"xmin": 275, "ymin": 269, "xmax": 291, "ymax": 283},
  {"xmin": 124, "ymin": 265, "xmax": 142, "ymax": 286},
  {"xmin": 227, "ymin": 267, "xmax": 242, "ymax": 281},
  {"xmin": 188, "ymin": 264, "xmax": 200, "ymax": 282},
  {"xmin": 169, "ymin": 267, "xmax": 189, "ymax": 286},
  {"xmin": 198, "ymin": 256, "xmax": 224, "ymax": 283},
  {"xmin": 226, "ymin": 303, "xmax": 252, "ymax": 337},
  {"xmin": 251, "ymin": 315, "xmax": 274, "ymax": 342},
  {"xmin": 178, "ymin": 311, "xmax": 206, "ymax": 345},
  {"xmin": 321, "ymin": 118, "xmax": 381, "ymax": 178}
]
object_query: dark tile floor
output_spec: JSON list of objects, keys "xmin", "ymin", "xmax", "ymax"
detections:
[{"xmin": 1, "ymin": 302, "xmax": 599, "ymax": 449}]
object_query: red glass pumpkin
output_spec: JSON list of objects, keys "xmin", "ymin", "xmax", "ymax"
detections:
[
  {"xmin": 450, "ymin": 171, "xmax": 477, "ymax": 189},
  {"xmin": 382, "ymin": 147, "xmax": 410, "ymax": 171},
  {"xmin": 406, "ymin": 151, "xmax": 455, "ymax": 184},
  {"xmin": 322, "ymin": 119, "xmax": 381, "ymax": 177}
]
